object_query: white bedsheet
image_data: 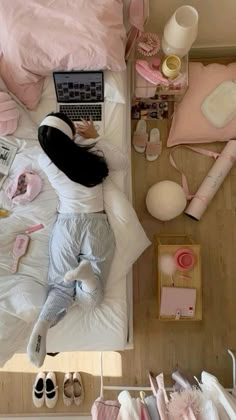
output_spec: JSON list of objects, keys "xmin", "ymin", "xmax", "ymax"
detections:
[{"xmin": 0, "ymin": 70, "xmax": 150, "ymax": 365}]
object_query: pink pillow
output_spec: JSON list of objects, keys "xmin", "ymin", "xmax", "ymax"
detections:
[
  {"xmin": 0, "ymin": 0, "xmax": 126, "ymax": 109},
  {"xmin": 167, "ymin": 62, "xmax": 236, "ymax": 147},
  {"xmin": 0, "ymin": 91, "xmax": 20, "ymax": 135}
]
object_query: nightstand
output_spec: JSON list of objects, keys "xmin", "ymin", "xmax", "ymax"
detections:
[{"xmin": 131, "ymin": 37, "xmax": 189, "ymax": 121}]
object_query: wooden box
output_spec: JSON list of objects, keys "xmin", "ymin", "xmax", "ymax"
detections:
[{"xmin": 154, "ymin": 234, "xmax": 202, "ymax": 321}]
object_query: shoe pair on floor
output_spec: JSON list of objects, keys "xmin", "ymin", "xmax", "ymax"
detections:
[
  {"xmin": 33, "ymin": 372, "xmax": 58, "ymax": 409},
  {"xmin": 132, "ymin": 120, "xmax": 162, "ymax": 161},
  {"xmin": 63, "ymin": 372, "xmax": 84, "ymax": 407},
  {"xmin": 33, "ymin": 371, "xmax": 84, "ymax": 408}
]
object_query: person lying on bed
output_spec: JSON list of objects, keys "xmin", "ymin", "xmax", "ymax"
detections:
[{"xmin": 27, "ymin": 112, "xmax": 129, "ymax": 367}]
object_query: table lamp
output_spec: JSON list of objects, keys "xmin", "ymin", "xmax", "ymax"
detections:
[{"xmin": 162, "ymin": 5, "xmax": 199, "ymax": 57}]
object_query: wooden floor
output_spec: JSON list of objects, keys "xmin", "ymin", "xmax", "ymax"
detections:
[{"xmin": 1, "ymin": 62, "xmax": 236, "ymax": 416}]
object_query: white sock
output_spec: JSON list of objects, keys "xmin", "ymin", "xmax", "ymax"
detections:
[
  {"xmin": 27, "ymin": 319, "xmax": 50, "ymax": 368},
  {"xmin": 64, "ymin": 260, "xmax": 97, "ymax": 292}
]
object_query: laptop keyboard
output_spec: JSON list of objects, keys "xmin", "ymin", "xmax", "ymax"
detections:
[{"xmin": 59, "ymin": 104, "xmax": 102, "ymax": 121}]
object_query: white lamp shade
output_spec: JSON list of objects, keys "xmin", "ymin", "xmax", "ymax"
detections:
[{"xmin": 162, "ymin": 5, "xmax": 199, "ymax": 57}]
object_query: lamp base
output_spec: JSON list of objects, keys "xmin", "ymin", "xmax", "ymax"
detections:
[{"xmin": 161, "ymin": 37, "xmax": 190, "ymax": 58}]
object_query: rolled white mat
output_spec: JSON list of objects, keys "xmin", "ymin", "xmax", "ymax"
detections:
[{"xmin": 185, "ymin": 140, "xmax": 236, "ymax": 220}]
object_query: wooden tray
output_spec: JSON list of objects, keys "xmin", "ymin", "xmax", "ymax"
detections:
[{"xmin": 154, "ymin": 234, "xmax": 202, "ymax": 321}]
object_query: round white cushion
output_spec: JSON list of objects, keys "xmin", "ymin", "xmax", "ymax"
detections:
[{"xmin": 146, "ymin": 180, "xmax": 187, "ymax": 221}]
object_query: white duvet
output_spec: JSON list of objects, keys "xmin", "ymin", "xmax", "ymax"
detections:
[{"xmin": 0, "ymin": 73, "xmax": 150, "ymax": 366}]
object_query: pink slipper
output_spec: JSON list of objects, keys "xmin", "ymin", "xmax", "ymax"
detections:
[
  {"xmin": 135, "ymin": 60, "xmax": 169, "ymax": 86},
  {"xmin": 132, "ymin": 120, "xmax": 148, "ymax": 153},
  {"xmin": 146, "ymin": 128, "xmax": 162, "ymax": 161}
]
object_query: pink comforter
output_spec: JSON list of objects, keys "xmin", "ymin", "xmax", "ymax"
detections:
[{"xmin": 0, "ymin": 0, "xmax": 126, "ymax": 109}]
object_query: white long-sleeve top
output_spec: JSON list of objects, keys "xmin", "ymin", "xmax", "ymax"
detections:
[{"xmin": 38, "ymin": 137, "xmax": 129, "ymax": 214}]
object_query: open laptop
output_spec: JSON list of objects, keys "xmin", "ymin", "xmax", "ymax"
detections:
[{"xmin": 53, "ymin": 71, "xmax": 105, "ymax": 135}]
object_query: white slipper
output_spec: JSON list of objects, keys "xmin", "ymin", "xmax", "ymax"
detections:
[
  {"xmin": 32, "ymin": 372, "xmax": 45, "ymax": 408},
  {"xmin": 132, "ymin": 120, "xmax": 148, "ymax": 153},
  {"xmin": 45, "ymin": 372, "xmax": 58, "ymax": 409},
  {"xmin": 63, "ymin": 372, "xmax": 73, "ymax": 406},
  {"xmin": 73, "ymin": 372, "xmax": 84, "ymax": 406},
  {"xmin": 145, "ymin": 128, "xmax": 162, "ymax": 161}
]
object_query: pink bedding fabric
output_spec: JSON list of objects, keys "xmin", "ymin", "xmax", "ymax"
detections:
[
  {"xmin": 0, "ymin": 0, "xmax": 126, "ymax": 109},
  {"xmin": 125, "ymin": 0, "xmax": 150, "ymax": 58},
  {"xmin": 0, "ymin": 92, "xmax": 20, "ymax": 135}
]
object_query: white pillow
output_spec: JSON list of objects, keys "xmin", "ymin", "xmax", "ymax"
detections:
[
  {"xmin": 105, "ymin": 71, "xmax": 126, "ymax": 104},
  {"xmin": 103, "ymin": 178, "xmax": 150, "ymax": 272}
]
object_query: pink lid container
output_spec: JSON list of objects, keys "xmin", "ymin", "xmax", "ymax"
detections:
[{"xmin": 174, "ymin": 248, "xmax": 196, "ymax": 272}]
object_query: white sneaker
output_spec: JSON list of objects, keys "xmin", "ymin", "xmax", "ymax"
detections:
[
  {"xmin": 63, "ymin": 372, "xmax": 73, "ymax": 406},
  {"xmin": 73, "ymin": 372, "xmax": 84, "ymax": 406},
  {"xmin": 32, "ymin": 372, "xmax": 45, "ymax": 408},
  {"xmin": 45, "ymin": 372, "xmax": 58, "ymax": 409}
]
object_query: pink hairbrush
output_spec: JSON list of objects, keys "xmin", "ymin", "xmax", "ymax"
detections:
[
  {"xmin": 136, "ymin": 59, "xmax": 169, "ymax": 86},
  {"xmin": 11, "ymin": 234, "xmax": 30, "ymax": 273}
]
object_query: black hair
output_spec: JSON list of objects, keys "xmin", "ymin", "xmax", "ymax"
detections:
[{"xmin": 38, "ymin": 112, "xmax": 109, "ymax": 187}]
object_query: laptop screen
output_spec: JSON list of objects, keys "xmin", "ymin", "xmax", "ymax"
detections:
[{"xmin": 53, "ymin": 71, "xmax": 104, "ymax": 103}]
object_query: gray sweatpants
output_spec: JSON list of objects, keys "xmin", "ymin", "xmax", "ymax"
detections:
[{"xmin": 38, "ymin": 213, "xmax": 115, "ymax": 327}]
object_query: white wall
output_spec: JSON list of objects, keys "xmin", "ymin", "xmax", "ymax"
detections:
[{"xmin": 147, "ymin": 0, "xmax": 236, "ymax": 48}]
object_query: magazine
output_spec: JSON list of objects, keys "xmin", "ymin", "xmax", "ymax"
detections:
[{"xmin": 0, "ymin": 138, "xmax": 18, "ymax": 188}]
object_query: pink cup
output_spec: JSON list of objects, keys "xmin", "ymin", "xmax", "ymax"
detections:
[{"xmin": 174, "ymin": 248, "xmax": 196, "ymax": 272}]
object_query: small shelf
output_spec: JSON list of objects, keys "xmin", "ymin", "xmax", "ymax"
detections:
[
  {"xmin": 131, "ymin": 35, "xmax": 189, "ymax": 101},
  {"xmin": 154, "ymin": 234, "xmax": 202, "ymax": 322}
]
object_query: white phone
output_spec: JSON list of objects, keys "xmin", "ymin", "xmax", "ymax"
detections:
[{"xmin": 201, "ymin": 81, "xmax": 236, "ymax": 128}]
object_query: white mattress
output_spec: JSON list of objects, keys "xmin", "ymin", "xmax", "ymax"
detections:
[
  {"xmin": 0, "ymin": 69, "xmax": 134, "ymax": 360},
  {"xmin": 32, "ymin": 71, "xmax": 132, "ymax": 352}
]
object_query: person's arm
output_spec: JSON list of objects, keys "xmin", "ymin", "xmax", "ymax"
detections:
[{"xmin": 75, "ymin": 119, "xmax": 129, "ymax": 171}]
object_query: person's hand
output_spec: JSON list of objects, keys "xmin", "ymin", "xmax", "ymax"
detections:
[{"xmin": 75, "ymin": 117, "xmax": 99, "ymax": 139}]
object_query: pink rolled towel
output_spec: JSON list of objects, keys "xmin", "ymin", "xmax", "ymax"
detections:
[{"xmin": 0, "ymin": 91, "xmax": 20, "ymax": 135}]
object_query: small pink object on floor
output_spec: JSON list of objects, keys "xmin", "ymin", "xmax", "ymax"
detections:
[{"xmin": 11, "ymin": 234, "xmax": 30, "ymax": 273}]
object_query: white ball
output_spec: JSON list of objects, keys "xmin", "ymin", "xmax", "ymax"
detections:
[{"xmin": 146, "ymin": 180, "xmax": 187, "ymax": 221}]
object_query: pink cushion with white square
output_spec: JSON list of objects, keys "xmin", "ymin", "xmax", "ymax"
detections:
[{"xmin": 167, "ymin": 62, "xmax": 236, "ymax": 147}]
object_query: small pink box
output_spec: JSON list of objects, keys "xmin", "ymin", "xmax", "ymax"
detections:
[{"xmin": 160, "ymin": 287, "xmax": 196, "ymax": 319}]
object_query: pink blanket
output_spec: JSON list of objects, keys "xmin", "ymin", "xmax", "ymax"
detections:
[{"xmin": 0, "ymin": 0, "xmax": 126, "ymax": 109}]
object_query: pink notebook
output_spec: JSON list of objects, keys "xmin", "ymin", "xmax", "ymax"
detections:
[{"xmin": 160, "ymin": 287, "xmax": 196, "ymax": 318}]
